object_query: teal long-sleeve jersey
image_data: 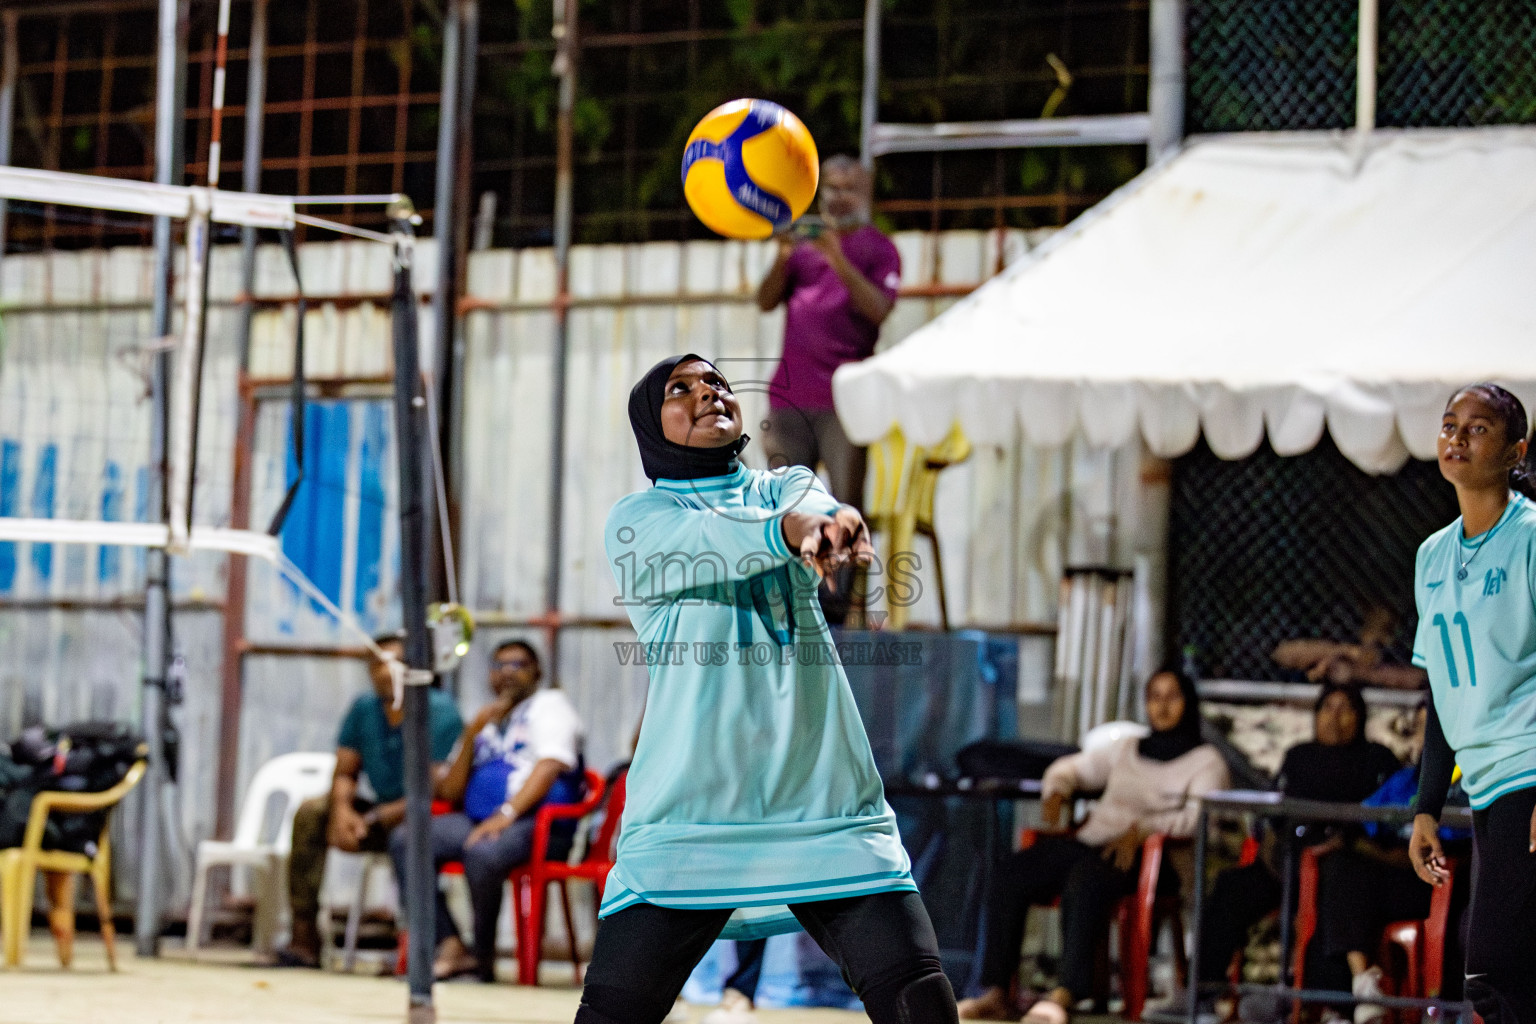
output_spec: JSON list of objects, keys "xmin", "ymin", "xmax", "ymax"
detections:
[{"xmin": 600, "ymin": 464, "xmax": 915, "ymax": 938}]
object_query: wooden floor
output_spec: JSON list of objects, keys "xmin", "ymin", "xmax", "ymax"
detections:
[{"xmin": 0, "ymin": 937, "xmax": 865, "ymax": 1024}]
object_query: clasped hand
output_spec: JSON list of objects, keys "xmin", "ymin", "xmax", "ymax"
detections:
[
  {"xmin": 466, "ymin": 812, "xmax": 515, "ymax": 847},
  {"xmin": 781, "ymin": 506, "xmax": 875, "ymax": 587},
  {"xmin": 327, "ymin": 806, "xmax": 370, "ymax": 853}
]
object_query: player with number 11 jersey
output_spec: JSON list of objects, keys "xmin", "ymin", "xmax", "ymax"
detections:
[{"xmin": 1413, "ymin": 491, "xmax": 1536, "ymax": 809}]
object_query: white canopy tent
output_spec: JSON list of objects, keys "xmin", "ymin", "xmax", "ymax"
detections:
[{"xmin": 834, "ymin": 127, "xmax": 1536, "ymax": 474}]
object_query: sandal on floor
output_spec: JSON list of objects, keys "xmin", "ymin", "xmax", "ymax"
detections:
[
  {"xmin": 956, "ymin": 991, "xmax": 1020, "ymax": 1021},
  {"xmin": 1021, "ymin": 999, "xmax": 1069, "ymax": 1024},
  {"xmin": 266, "ymin": 948, "xmax": 320, "ymax": 969},
  {"xmin": 433, "ymin": 957, "xmax": 481, "ymax": 982}
]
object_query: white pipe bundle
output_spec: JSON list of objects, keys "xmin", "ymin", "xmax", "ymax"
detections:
[{"xmin": 1056, "ymin": 567, "xmax": 1143, "ymax": 743}]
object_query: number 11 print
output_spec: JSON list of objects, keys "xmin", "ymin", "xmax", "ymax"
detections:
[{"xmin": 1432, "ymin": 612, "xmax": 1477, "ymax": 687}]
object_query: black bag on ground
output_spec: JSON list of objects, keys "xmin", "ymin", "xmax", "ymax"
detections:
[
  {"xmin": 0, "ymin": 721, "xmax": 146, "ymax": 854},
  {"xmin": 955, "ymin": 738, "xmax": 1079, "ymax": 782}
]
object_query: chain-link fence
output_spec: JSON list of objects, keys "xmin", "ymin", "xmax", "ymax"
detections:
[
  {"xmin": 1379, "ymin": 0, "xmax": 1536, "ymax": 127},
  {"xmin": 1187, "ymin": 0, "xmax": 1358, "ymax": 133},
  {"xmin": 1167, "ymin": 435, "xmax": 1458, "ymax": 682},
  {"xmin": 1186, "ymin": 0, "xmax": 1536, "ymax": 134}
]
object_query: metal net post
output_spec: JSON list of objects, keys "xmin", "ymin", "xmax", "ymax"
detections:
[{"xmin": 388, "ymin": 204, "xmax": 438, "ymax": 1022}]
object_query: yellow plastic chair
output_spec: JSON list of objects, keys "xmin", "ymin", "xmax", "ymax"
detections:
[
  {"xmin": 0, "ymin": 759, "xmax": 147, "ymax": 969},
  {"xmin": 862, "ymin": 423, "xmax": 972, "ymax": 629}
]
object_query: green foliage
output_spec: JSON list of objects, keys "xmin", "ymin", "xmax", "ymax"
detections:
[{"xmin": 469, "ymin": 0, "xmax": 1154, "ymax": 240}]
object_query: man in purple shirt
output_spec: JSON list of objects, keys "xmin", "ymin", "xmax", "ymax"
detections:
[{"xmin": 756, "ymin": 155, "xmax": 901, "ymax": 515}]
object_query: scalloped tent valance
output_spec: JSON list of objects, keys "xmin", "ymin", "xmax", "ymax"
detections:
[{"xmin": 834, "ymin": 128, "xmax": 1536, "ymax": 475}]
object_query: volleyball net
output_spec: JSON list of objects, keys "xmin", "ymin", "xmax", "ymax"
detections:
[{"xmin": 0, "ymin": 165, "xmax": 423, "ymax": 653}]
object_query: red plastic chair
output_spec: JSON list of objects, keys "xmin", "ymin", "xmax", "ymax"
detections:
[
  {"xmin": 509, "ymin": 767, "xmax": 625, "ymax": 986},
  {"xmin": 1015, "ymin": 828, "xmax": 1187, "ymax": 1021},
  {"xmin": 1292, "ymin": 845, "xmax": 1459, "ymax": 1009},
  {"xmin": 399, "ymin": 781, "xmax": 611, "ymax": 980},
  {"xmin": 1118, "ymin": 833, "xmax": 1190, "ymax": 1021}
]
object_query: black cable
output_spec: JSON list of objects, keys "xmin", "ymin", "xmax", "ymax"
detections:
[{"xmin": 266, "ymin": 229, "xmax": 308, "ymax": 535}]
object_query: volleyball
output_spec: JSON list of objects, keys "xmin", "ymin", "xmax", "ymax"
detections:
[{"xmin": 681, "ymin": 99, "xmax": 820, "ymax": 240}]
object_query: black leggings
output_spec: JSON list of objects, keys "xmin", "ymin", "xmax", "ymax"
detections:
[
  {"xmin": 574, "ymin": 891, "xmax": 958, "ymax": 1024},
  {"xmin": 1464, "ymin": 786, "xmax": 1536, "ymax": 1024}
]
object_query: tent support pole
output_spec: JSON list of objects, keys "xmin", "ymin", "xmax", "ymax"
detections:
[
  {"xmin": 1356, "ymin": 0, "xmax": 1378, "ymax": 136},
  {"xmin": 1148, "ymin": 0, "xmax": 1185, "ymax": 163}
]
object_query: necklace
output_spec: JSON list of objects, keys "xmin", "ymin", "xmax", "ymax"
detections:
[
  {"xmin": 1457, "ymin": 497, "xmax": 1517, "ymax": 580},
  {"xmin": 1457, "ymin": 532, "xmax": 1491, "ymax": 581}
]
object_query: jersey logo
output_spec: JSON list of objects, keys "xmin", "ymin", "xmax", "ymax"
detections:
[{"xmin": 1483, "ymin": 567, "xmax": 1507, "ymax": 597}]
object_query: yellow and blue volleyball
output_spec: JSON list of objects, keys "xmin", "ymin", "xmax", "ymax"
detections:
[{"xmin": 681, "ymin": 99, "xmax": 819, "ymax": 240}]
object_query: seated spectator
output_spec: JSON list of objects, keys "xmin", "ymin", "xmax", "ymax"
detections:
[
  {"xmin": 273, "ymin": 633, "xmax": 465, "ymax": 968},
  {"xmin": 410, "ymin": 639, "xmax": 584, "ymax": 982},
  {"xmin": 1306, "ymin": 697, "xmax": 1469, "ymax": 1023},
  {"xmin": 1194, "ymin": 682, "xmax": 1401, "ymax": 996},
  {"xmin": 957, "ymin": 668, "xmax": 1229, "ymax": 1022}
]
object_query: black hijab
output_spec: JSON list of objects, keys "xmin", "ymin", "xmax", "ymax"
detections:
[
  {"xmin": 628, "ymin": 353, "xmax": 750, "ymax": 481},
  {"xmin": 1137, "ymin": 667, "xmax": 1206, "ymax": 763},
  {"xmin": 1278, "ymin": 681, "xmax": 1400, "ymax": 801}
]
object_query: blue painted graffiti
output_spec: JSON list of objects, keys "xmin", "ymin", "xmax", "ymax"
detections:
[
  {"xmin": 99, "ymin": 461, "xmax": 124, "ymax": 583},
  {"xmin": 30, "ymin": 443, "xmax": 56, "ymax": 582},
  {"xmin": 353, "ymin": 403, "xmax": 388, "ymax": 622},
  {"xmin": 282, "ymin": 402, "xmax": 350, "ymax": 614},
  {"xmin": 0, "ymin": 440, "xmax": 20, "ymax": 592}
]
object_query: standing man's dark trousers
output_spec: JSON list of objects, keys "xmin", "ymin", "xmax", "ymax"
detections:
[
  {"xmin": 287, "ymin": 795, "xmax": 394, "ymax": 961},
  {"xmin": 762, "ymin": 407, "xmax": 868, "ymax": 625}
]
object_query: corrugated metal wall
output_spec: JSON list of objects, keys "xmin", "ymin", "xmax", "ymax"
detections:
[{"xmin": 0, "ymin": 228, "xmax": 1161, "ymax": 917}]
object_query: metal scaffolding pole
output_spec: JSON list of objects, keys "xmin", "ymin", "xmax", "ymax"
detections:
[
  {"xmin": 859, "ymin": 0, "xmax": 879, "ymax": 169},
  {"xmin": 136, "ymin": 0, "xmax": 188, "ymax": 958},
  {"xmin": 434, "ymin": 0, "xmax": 479, "ymax": 531},
  {"xmin": 543, "ymin": 0, "xmax": 577, "ymax": 679},
  {"xmin": 215, "ymin": 0, "xmax": 269, "ymax": 845},
  {"xmin": 0, "ymin": 10, "xmax": 17, "ymax": 266}
]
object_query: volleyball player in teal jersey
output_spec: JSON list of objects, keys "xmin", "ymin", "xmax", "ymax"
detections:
[
  {"xmin": 1410, "ymin": 383, "xmax": 1536, "ymax": 1024},
  {"xmin": 573, "ymin": 354, "xmax": 958, "ymax": 1024}
]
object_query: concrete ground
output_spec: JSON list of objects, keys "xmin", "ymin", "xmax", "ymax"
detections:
[{"xmin": 0, "ymin": 936, "xmax": 865, "ymax": 1024}]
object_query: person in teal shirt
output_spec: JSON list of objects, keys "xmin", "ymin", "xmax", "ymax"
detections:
[
  {"xmin": 1411, "ymin": 383, "xmax": 1536, "ymax": 1024},
  {"xmin": 574, "ymin": 354, "xmax": 957, "ymax": 1024},
  {"xmin": 273, "ymin": 633, "xmax": 464, "ymax": 968}
]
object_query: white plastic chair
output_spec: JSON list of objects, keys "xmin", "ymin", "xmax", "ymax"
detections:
[
  {"xmin": 186, "ymin": 751, "xmax": 337, "ymax": 955},
  {"xmin": 321, "ymin": 849, "xmax": 396, "ymax": 973},
  {"xmin": 1081, "ymin": 719, "xmax": 1151, "ymax": 753}
]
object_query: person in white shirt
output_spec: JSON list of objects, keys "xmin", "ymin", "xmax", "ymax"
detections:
[{"xmin": 392, "ymin": 639, "xmax": 584, "ymax": 981}]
